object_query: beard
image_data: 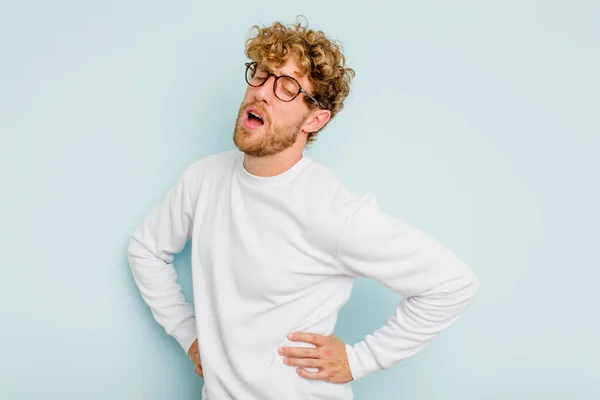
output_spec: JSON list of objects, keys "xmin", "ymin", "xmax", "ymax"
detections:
[{"xmin": 233, "ymin": 101, "xmax": 306, "ymax": 158}]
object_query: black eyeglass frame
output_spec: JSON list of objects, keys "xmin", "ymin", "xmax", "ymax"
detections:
[{"xmin": 244, "ymin": 62, "xmax": 325, "ymax": 109}]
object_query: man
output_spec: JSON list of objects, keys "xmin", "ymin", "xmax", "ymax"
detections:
[{"xmin": 127, "ymin": 19, "xmax": 479, "ymax": 400}]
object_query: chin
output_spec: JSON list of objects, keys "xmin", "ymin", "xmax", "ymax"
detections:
[
  {"xmin": 232, "ymin": 116, "xmax": 300, "ymax": 158},
  {"xmin": 233, "ymin": 127, "xmax": 262, "ymax": 156}
]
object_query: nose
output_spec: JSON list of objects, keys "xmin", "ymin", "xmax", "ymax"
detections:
[{"xmin": 253, "ymin": 76, "xmax": 275, "ymax": 105}]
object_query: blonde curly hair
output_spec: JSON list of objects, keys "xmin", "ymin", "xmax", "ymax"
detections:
[{"xmin": 245, "ymin": 18, "xmax": 355, "ymax": 143}]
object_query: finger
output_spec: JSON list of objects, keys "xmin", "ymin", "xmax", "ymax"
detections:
[
  {"xmin": 189, "ymin": 350, "xmax": 200, "ymax": 365},
  {"xmin": 284, "ymin": 357, "xmax": 323, "ymax": 369},
  {"xmin": 188, "ymin": 339, "xmax": 200, "ymax": 362},
  {"xmin": 296, "ymin": 367, "xmax": 330, "ymax": 381},
  {"xmin": 279, "ymin": 346, "xmax": 320, "ymax": 359},
  {"xmin": 288, "ymin": 332, "xmax": 327, "ymax": 346}
]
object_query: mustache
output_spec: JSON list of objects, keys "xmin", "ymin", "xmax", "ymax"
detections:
[{"xmin": 242, "ymin": 102, "xmax": 270, "ymax": 122}]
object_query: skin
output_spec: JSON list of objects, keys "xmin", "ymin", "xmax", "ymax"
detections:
[
  {"xmin": 279, "ymin": 332, "xmax": 354, "ymax": 384},
  {"xmin": 187, "ymin": 56, "xmax": 353, "ymax": 384},
  {"xmin": 233, "ymin": 56, "xmax": 331, "ymax": 177},
  {"xmin": 188, "ymin": 338, "xmax": 203, "ymax": 377}
]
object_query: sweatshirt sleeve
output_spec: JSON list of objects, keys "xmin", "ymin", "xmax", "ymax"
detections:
[
  {"xmin": 126, "ymin": 162, "xmax": 202, "ymax": 354},
  {"xmin": 336, "ymin": 194, "xmax": 480, "ymax": 381}
]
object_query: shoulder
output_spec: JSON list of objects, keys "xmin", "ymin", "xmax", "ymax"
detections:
[
  {"xmin": 178, "ymin": 150, "xmax": 241, "ymax": 186},
  {"xmin": 175, "ymin": 150, "xmax": 241, "ymax": 198},
  {"xmin": 184, "ymin": 150, "xmax": 241, "ymax": 176},
  {"xmin": 295, "ymin": 158, "xmax": 379, "ymax": 259},
  {"xmin": 299, "ymin": 157, "xmax": 374, "ymax": 228}
]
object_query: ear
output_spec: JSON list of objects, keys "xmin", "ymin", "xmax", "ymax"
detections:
[{"xmin": 302, "ymin": 109, "xmax": 331, "ymax": 134}]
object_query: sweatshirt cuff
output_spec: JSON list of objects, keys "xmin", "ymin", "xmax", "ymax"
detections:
[
  {"xmin": 345, "ymin": 341, "xmax": 383, "ymax": 381},
  {"xmin": 171, "ymin": 318, "xmax": 198, "ymax": 354}
]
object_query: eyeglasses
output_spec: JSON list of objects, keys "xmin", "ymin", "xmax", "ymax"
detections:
[{"xmin": 245, "ymin": 62, "xmax": 325, "ymax": 109}]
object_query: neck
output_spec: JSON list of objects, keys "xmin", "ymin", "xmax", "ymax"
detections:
[{"xmin": 243, "ymin": 146, "xmax": 304, "ymax": 177}]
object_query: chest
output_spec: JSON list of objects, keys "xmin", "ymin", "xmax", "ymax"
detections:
[{"xmin": 192, "ymin": 182, "xmax": 340, "ymax": 300}]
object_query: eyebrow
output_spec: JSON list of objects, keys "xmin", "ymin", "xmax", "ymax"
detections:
[{"xmin": 262, "ymin": 64, "xmax": 302, "ymax": 80}]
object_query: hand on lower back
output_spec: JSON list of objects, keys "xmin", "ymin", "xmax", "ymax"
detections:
[
  {"xmin": 278, "ymin": 333, "xmax": 354, "ymax": 384},
  {"xmin": 188, "ymin": 339, "xmax": 203, "ymax": 377}
]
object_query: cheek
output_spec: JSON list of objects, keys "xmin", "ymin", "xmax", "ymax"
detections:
[
  {"xmin": 279, "ymin": 105, "xmax": 306, "ymax": 126},
  {"xmin": 276, "ymin": 101, "xmax": 299, "ymax": 119},
  {"xmin": 242, "ymin": 88, "xmax": 254, "ymax": 103}
]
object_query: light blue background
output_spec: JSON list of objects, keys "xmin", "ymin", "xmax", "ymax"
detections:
[{"xmin": 1, "ymin": 1, "xmax": 598, "ymax": 399}]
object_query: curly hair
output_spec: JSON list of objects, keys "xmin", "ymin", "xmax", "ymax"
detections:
[{"xmin": 245, "ymin": 18, "xmax": 355, "ymax": 143}]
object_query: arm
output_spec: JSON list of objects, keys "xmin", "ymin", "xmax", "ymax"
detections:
[
  {"xmin": 337, "ymin": 195, "xmax": 480, "ymax": 381},
  {"xmin": 126, "ymin": 162, "xmax": 201, "ymax": 354}
]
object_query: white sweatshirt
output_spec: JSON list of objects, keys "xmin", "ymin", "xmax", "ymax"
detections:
[{"xmin": 127, "ymin": 150, "xmax": 479, "ymax": 400}]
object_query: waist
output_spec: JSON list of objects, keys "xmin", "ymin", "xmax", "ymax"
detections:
[
  {"xmin": 201, "ymin": 357, "xmax": 354, "ymax": 400},
  {"xmin": 197, "ymin": 311, "xmax": 351, "ymax": 399}
]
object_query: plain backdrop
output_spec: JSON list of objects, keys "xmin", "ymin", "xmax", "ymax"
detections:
[{"xmin": 1, "ymin": 1, "xmax": 598, "ymax": 399}]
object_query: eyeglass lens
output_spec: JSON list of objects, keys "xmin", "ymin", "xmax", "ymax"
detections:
[{"xmin": 246, "ymin": 64, "xmax": 300, "ymax": 102}]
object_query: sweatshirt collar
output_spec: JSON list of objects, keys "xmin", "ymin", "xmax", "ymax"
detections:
[{"xmin": 236, "ymin": 151, "xmax": 312, "ymax": 186}]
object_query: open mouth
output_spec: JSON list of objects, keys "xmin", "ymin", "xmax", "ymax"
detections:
[{"xmin": 244, "ymin": 108, "xmax": 265, "ymax": 129}]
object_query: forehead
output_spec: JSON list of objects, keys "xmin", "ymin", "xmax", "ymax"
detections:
[{"xmin": 260, "ymin": 58, "xmax": 305, "ymax": 80}]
